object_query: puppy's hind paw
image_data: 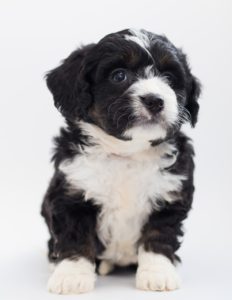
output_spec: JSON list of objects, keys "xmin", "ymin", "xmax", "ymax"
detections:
[{"xmin": 98, "ymin": 260, "xmax": 114, "ymax": 275}]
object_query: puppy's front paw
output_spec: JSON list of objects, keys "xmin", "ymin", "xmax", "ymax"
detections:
[
  {"xmin": 136, "ymin": 266, "xmax": 180, "ymax": 291},
  {"xmin": 136, "ymin": 250, "xmax": 181, "ymax": 292},
  {"xmin": 47, "ymin": 258, "xmax": 96, "ymax": 294}
]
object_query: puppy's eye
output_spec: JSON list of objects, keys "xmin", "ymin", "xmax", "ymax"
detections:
[
  {"xmin": 163, "ymin": 71, "xmax": 176, "ymax": 82},
  {"xmin": 111, "ymin": 69, "xmax": 127, "ymax": 83}
]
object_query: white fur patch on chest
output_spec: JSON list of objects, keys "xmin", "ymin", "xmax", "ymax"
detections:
[{"xmin": 59, "ymin": 138, "xmax": 185, "ymax": 266}]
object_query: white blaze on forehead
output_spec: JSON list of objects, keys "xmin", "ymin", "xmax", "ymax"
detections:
[
  {"xmin": 129, "ymin": 76, "xmax": 178, "ymax": 125},
  {"xmin": 144, "ymin": 65, "xmax": 154, "ymax": 78},
  {"xmin": 125, "ymin": 28, "xmax": 152, "ymax": 58},
  {"xmin": 127, "ymin": 28, "xmax": 150, "ymax": 48}
]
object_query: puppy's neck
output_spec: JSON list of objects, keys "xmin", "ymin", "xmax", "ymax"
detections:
[{"xmin": 78, "ymin": 121, "xmax": 167, "ymax": 158}]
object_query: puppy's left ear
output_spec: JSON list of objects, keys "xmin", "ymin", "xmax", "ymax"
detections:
[
  {"xmin": 46, "ymin": 44, "xmax": 96, "ymax": 121},
  {"xmin": 185, "ymin": 75, "xmax": 201, "ymax": 127}
]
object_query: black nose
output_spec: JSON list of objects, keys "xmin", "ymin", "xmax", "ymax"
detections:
[{"xmin": 140, "ymin": 94, "xmax": 164, "ymax": 114}]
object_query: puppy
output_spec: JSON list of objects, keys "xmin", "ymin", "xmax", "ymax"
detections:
[{"xmin": 41, "ymin": 28, "xmax": 201, "ymax": 294}]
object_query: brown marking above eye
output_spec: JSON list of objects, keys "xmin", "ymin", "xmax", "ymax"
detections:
[
  {"xmin": 159, "ymin": 53, "xmax": 172, "ymax": 66},
  {"xmin": 124, "ymin": 49, "xmax": 138, "ymax": 65}
]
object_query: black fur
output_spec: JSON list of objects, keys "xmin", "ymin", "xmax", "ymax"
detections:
[
  {"xmin": 41, "ymin": 29, "xmax": 201, "ymax": 270},
  {"xmin": 41, "ymin": 172, "xmax": 103, "ymax": 263},
  {"xmin": 140, "ymin": 133, "xmax": 195, "ymax": 262}
]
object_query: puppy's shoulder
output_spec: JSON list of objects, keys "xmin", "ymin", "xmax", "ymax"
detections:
[
  {"xmin": 51, "ymin": 124, "xmax": 89, "ymax": 168},
  {"xmin": 171, "ymin": 131, "xmax": 195, "ymax": 174}
]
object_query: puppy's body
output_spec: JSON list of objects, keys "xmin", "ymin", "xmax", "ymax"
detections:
[
  {"xmin": 41, "ymin": 29, "xmax": 200, "ymax": 294},
  {"xmin": 59, "ymin": 123, "xmax": 188, "ymax": 266}
]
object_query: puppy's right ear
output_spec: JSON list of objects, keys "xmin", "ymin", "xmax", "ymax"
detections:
[{"xmin": 46, "ymin": 44, "xmax": 95, "ymax": 120}]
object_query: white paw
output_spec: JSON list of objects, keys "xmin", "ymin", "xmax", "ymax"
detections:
[
  {"xmin": 98, "ymin": 260, "xmax": 114, "ymax": 275},
  {"xmin": 47, "ymin": 258, "xmax": 96, "ymax": 294},
  {"xmin": 136, "ymin": 267, "xmax": 180, "ymax": 291},
  {"xmin": 136, "ymin": 249, "xmax": 181, "ymax": 291}
]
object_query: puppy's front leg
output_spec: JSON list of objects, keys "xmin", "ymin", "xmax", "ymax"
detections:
[
  {"xmin": 41, "ymin": 173, "xmax": 99, "ymax": 294},
  {"xmin": 136, "ymin": 201, "xmax": 190, "ymax": 291}
]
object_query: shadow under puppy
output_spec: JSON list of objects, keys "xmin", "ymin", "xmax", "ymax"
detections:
[{"xmin": 41, "ymin": 28, "xmax": 201, "ymax": 294}]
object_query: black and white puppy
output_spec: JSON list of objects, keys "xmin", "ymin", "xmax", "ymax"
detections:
[{"xmin": 41, "ymin": 28, "xmax": 201, "ymax": 294}]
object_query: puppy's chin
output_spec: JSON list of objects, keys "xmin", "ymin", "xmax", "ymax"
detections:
[
  {"xmin": 78, "ymin": 120, "xmax": 167, "ymax": 157},
  {"xmin": 123, "ymin": 108, "xmax": 177, "ymax": 143},
  {"xmin": 123, "ymin": 122, "xmax": 167, "ymax": 144}
]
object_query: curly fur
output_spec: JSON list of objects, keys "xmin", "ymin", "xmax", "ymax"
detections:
[{"xmin": 41, "ymin": 28, "xmax": 201, "ymax": 294}]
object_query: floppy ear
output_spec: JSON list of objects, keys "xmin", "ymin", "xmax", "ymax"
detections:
[
  {"xmin": 185, "ymin": 75, "xmax": 201, "ymax": 127},
  {"xmin": 46, "ymin": 44, "xmax": 95, "ymax": 120}
]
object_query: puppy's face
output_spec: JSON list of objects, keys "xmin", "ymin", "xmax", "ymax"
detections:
[{"xmin": 47, "ymin": 29, "xmax": 200, "ymax": 142}]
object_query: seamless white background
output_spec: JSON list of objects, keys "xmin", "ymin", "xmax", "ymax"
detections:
[{"xmin": 0, "ymin": 0, "xmax": 232, "ymax": 299}]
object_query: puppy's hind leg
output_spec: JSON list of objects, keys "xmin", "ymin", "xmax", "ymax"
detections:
[{"xmin": 98, "ymin": 260, "xmax": 115, "ymax": 276}]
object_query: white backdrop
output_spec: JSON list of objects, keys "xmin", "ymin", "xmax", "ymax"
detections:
[{"xmin": 0, "ymin": 0, "xmax": 231, "ymax": 299}]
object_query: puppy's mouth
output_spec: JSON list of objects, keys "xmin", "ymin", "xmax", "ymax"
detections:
[
  {"xmin": 134, "ymin": 113, "xmax": 165, "ymax": 126},
  {"xmin": 132, "ymin": 103, "xmax": 168, "ymax": 129}
]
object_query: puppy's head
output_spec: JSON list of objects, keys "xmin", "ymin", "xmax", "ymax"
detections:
[{"xmin": 46, "ymin": 29, "xmax": 201, "ymax": 143}]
